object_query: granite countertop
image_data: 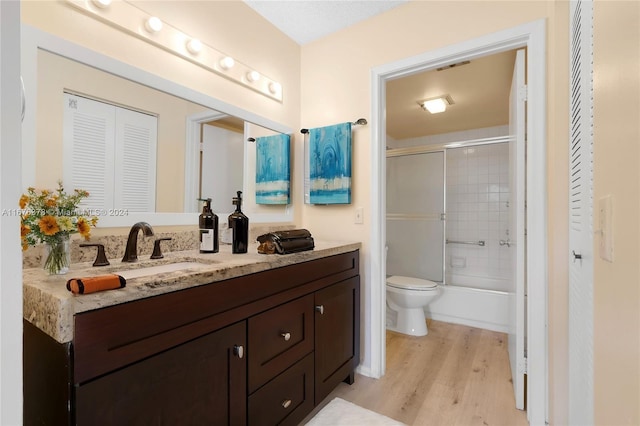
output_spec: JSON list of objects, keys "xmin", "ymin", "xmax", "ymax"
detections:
[{"xmin": 23, "ymin": 240, "xmax": 361, "ymax": 344}]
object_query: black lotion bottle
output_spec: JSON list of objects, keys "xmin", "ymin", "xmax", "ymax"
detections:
[
  {"xmin": 198, "ymin": 198, "xmax": 218, "ymax": 253},
  {"xmin": 228, "ymin": 191, "xmax": 249, "ymax": 253}
]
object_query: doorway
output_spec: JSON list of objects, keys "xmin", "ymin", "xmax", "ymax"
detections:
[{"xmin": 369, "ymin": 20, "xmax": 547, "ymax": 425}]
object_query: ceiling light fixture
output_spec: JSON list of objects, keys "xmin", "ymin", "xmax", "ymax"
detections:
[
  {"xmin": 186, "ymin": 38, "xmax": 202, "ymax": 54},
  {"xmin": 145, "ymin": 16, "xmax": 163, "ymax": 33},
  {"xmin": 219, "ymin": 56, "xmax": 235, "ymax": 70},
  {"xmin": 418, "ymin": 95, "xmax": 454, "ymax": 114}
]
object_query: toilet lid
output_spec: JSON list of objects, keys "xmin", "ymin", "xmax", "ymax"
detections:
[{"xmin": 387, "ymin": 275, "xmax": 438, "ymax": 291}]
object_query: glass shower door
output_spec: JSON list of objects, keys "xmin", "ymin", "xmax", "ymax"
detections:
[{"xmin": 386, "ymin": 151, "xmax": 445, "ymax": 282}]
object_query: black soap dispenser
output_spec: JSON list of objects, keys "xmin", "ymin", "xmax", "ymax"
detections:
[
  {"xmin": 198, "ymin": 198, "xmax": 218, "ymax": 253},
  {"xmin": 228, "ymin": 191, "xmax": 249, "ymax": 253}
]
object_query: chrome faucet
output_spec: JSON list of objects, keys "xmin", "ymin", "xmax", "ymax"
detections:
[{"xmin": 122, "ymin": 222, "xmax": 154, "ymax": 262}]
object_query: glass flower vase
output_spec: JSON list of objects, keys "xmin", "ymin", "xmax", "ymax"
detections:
[{"xmin": 43, "ymin": 234, "xmax": 71, "ymax": 275}]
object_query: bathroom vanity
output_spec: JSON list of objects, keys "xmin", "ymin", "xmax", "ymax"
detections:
[{"xmin": 23, "ymin": 242, "xmax": 360, "ymax": 426}]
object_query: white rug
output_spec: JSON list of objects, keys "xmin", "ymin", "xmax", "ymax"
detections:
[{"xmin": 305, "ymin": 397, "xmax": 407, "ymax": 426}]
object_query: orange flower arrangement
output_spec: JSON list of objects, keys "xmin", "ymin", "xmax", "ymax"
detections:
[{"xmin": 20, "ymin": 181, "xmax": 98, "ymax": 273}]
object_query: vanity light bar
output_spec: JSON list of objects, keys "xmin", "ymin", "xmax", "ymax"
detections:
[{"xmin": 65, "ymin": 0, "xmax": 283, "ymax": 102}]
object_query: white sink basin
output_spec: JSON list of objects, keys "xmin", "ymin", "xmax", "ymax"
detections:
[{"xmin": 117, "ymin": 261, "xmax": 211, "ymax": 280}]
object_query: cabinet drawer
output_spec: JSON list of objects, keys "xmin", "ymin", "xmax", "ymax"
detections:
[
  {"xmin": 248, "ymin": 353, "xmax": 314, "ymax": 426},
  {"xmin": 248, "ymin": 294, "xmax": 314, "ymax": 393}
]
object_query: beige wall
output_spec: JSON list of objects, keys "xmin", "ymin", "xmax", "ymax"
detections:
[
  {"xmin": 300, "ymin": 1, "xmax": 570, "ymax": 423},
  {"xmin": 593, "ymin": 2, "xmax": 640, "ymax": 425}
]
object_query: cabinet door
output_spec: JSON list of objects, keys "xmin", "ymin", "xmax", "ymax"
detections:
[
  {"xmin": 314, "ymin": 276, "xmax": 360, "ymax": 404},
  {"xmin": 76, "ymin": 322, "xmax": 246, "ymax": 426}
]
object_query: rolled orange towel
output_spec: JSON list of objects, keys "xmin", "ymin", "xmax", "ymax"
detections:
[{"xmin": 66, "ymin": 274, "xmax": 126, "ymax": 295}]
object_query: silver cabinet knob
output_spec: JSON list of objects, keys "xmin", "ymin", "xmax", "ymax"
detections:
[
  {"xmin": 281, "ymin": 332, "xmax": 291, "ymax": 341},
  {"xmin": 282, "ymin": 399, "xmax": 292, "ymax": 409},
  {"xmin": 315, "ymin": 305, "xmax": 324, "ymax": 315},
  {"xmin": 233, "ymin": 344, "xmax": 244, "ymax": 359}
]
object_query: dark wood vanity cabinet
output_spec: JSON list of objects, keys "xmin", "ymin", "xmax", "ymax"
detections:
[
  {"xmin": 24, "ymin": 250, "xmax": 359, "ymax": 426},
  {"xmin": 76, "ymin": 322, "xmax": 247, "ymax": 426}
]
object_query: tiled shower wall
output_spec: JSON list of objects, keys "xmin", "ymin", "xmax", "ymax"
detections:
[{"xmin": 445, "ymin": 143, "xmax": 512, "ymax": 288}]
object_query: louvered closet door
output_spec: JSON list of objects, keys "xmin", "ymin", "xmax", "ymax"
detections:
[
  {"xmin": 63, "ymin": 94, "xmax": 157, "ymax": 213},
  {"xmin": 63, "ymin": 93, "xmax": 116, "ymax": 211},
  {"xmin": 568, "ymin": 1, "xmax": 594, "ymax": 424},
  {"xmin": 113, "ymin": 107, "xmax": 157, "ymax": 212}
]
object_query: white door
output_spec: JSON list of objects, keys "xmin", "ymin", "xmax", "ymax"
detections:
[
  {"xmin": 507, "ymin": 48, "xmax": 526, "ymax": 411},
  {"xmin": 201, "ymin": 123, "xmax": 244, "ymax": 213},
  {"xmin": 568, "ymin": 1, "xmax": 594, "ymax": 424}
]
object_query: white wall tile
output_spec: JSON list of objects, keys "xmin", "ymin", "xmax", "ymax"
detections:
[{"xmin": 445, "ymin": 142, "xmax": 512, "ymax": 283}]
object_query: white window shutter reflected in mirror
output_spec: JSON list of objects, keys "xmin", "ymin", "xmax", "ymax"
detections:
[
  {"xmin": 63, "ymin": 93, "xmax": 114, "ymax": 211},
  {"xmin": 114, "ymin": 108, "xmax": 157, "ymax": 212},
  {"xmin": 63, "ymin": 93, "xmax": 157, "ymax": 214}
]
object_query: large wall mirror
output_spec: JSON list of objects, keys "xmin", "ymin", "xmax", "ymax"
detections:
[{"xmin": 22, "ymin": 25, "xmax": 294, "ymax": 227}]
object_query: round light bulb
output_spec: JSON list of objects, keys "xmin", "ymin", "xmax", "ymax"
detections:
[
  {"xmin": 145, "ymin": 17, "xmax": 163, "ymax": 33},
  {"xmin": 219, "ymin": 56, "xmax": 235, "ymax": 70},
  {"xmin": 186, "ymin": 38, "xmax": 202, "ymax": 54},
  {"xmin": 92, "ymin": 0, "xmax": 112, "ymax": 8},
  {"xmin": 246, "ymin": 70, "xmax": 261, "ymax": 83},
  {"xmin": 268, "ymin": 82, "xmax": 281, "ymax": 94},
  {"xmin": 144, "ymin": 16, "xmax": 162, "ymax": 33}
]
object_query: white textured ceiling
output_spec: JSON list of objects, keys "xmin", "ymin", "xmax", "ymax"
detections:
[{"xmin": 243, "ymin": 0, "xmax": 409, "ymax": 45}]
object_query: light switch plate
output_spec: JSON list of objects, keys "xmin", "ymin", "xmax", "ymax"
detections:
[
  {"xmin": 354, "ymin": 207, "xmax": 364, "ymax": 224},
  {"xmin": 598, "ymin": 195, "xmax": 614, "ymax": 262}
]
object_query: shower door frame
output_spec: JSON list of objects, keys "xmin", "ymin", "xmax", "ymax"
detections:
[
  {"xmin": 370, "ymin": 19, "xmax": 547, "ymax": 425},
  {"xmin": 387, "ymin": 136, "xmax": 511, "ymax": 286},
  {"xmin": 386, "ymin": 148, "xmax": 446, "ymax": 284}
]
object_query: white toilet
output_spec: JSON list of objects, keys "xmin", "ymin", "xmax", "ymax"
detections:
[{"xmin": 386, "ymin": 275, "xmax": 440, "ymax": 337}]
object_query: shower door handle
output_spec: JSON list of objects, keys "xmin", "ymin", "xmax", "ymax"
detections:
[{"xmin": 500, "ymin": 239, "xmax": 512, "ymax": 247}]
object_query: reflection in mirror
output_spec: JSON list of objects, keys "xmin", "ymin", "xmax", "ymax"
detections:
[
  {"xmin": 198, "ymin": 117, "xmax": 283, "ymax": 216},
  {"xmin": 22, "ymin": 26, "xmax": 293, "ymax": 226},
  {"xmin": 200, "ymin": 117, "xmax": 245, "ymax": 214}
]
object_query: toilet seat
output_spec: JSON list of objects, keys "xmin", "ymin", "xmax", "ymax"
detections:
[{"xmin": 387, "ymin": 275, "xmax": 438, "ymax": 291}]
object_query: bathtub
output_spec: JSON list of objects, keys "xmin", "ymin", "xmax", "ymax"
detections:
[{"xmin": 425, "ymin": 274, "xmax": 511, "ymax": 333}]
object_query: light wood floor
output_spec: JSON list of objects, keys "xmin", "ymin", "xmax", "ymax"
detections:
[{"xmin": 305, "ymin": 320, "xmax": 528, "ymax": 426}]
